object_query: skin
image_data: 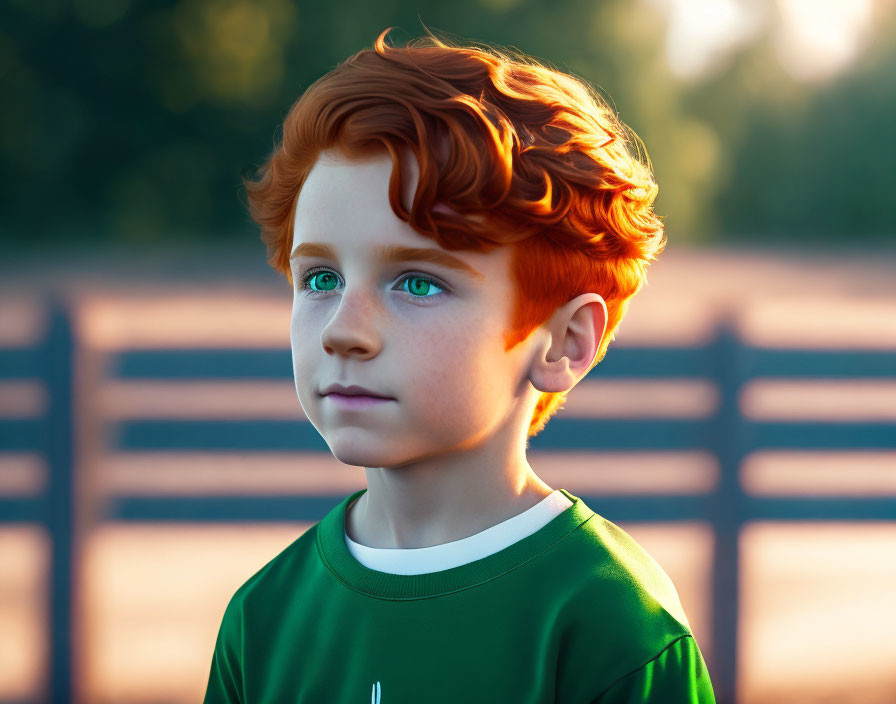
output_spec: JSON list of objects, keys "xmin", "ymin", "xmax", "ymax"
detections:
[{"xmin": 290, "ymin": 145, "xmax": 607, "ymax": 549}]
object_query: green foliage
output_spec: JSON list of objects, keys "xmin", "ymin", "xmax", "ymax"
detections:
[{"xmin": 0, "ymin": 0, "xmax": 892, "ymax": 249}]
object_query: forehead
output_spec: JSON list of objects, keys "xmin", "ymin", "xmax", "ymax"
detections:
[
  {"xmin": 291, "ymin": 147, "xmax": 506, "ymax": 279},
  {"xmin": 293, "ymin": 147, "xmax": 417, "ymax": 241}
]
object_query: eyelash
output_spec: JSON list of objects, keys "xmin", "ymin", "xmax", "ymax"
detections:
[{"xmin": 296, "ymin": 266, "xmax": 449, "ymax": 303}]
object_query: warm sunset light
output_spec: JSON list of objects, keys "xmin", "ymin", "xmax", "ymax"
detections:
[
  {"xmin": 775, "ymin": 0, "xmax": 876, "ymax": 82},
  {"xmin": 646, "ymin": 0, "xmax": 878, "ymax": 83},
  {"xmin": 645, "ymin": 0, "xmax": 765, "ymax": 79}
]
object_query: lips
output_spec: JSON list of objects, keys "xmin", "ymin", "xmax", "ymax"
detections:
[
  {"xmin": 320, "ymin": 383, "xmax": 393, "ymax": 399},
  {"xmin": 324, "ymin": 392, "xmax": 394, "ymax": 408}
]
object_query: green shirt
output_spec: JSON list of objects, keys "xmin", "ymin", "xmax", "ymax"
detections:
[{"xmin": 204, "ymin": 488, "xmax": 716, "ymax": 703}]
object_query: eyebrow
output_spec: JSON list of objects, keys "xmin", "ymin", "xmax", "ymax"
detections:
[{"xmin": 289, "ymin": 242, "xmax": 485, "ymax": 280}]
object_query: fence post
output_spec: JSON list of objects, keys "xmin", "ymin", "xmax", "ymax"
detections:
[
  {"xmin": 709, "ymin": 308, "xmax": 751, "ymax": 704},
  {"xmin": 43, "ymin": 294, "xmax": 76, "ymax": 704}
]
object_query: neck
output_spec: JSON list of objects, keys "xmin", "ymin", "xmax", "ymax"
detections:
[{"xmin": 345, "ymin": 461, "xmax": 554, "ymax": 549}]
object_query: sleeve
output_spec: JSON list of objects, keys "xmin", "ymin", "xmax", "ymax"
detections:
[
  {"xmin": 202, "ymin": 597, "xmax": 245, "ymax": 704},
  {"xmin": 591, "ymin": 635, "xmax": 716, "ymax": 704}
]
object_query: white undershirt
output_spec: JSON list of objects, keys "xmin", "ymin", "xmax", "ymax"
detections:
[{"xmin": 344, "ymin": 489, "xmax": 573, "ymax": 575}]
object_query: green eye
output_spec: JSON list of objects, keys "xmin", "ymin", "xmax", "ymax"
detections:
[
  {"xmin": 297, "ymin": 268, "xmax": 448, "ymax": 302},
  {"xmin": 303, "ymin": 270, "xmax": 339, "ymax": 292},
  {"xmin": 405, "ymin": 276, "xmax": 438, "ymax": 297}
]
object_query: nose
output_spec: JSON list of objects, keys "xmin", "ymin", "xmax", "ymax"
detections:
[{"xmin": 317, "ymin": 288, "xmax": 384, "ymax": 357}]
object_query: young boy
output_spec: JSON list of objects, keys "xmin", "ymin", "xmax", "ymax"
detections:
[{"xmin": 204, "ymin": 27, "xmax": 715, "ymax": 703}]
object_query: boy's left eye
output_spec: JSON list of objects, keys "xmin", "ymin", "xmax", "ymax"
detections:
[{"xmin": 296, "ymin": 267, "xmax": 449, "ymax": 303}]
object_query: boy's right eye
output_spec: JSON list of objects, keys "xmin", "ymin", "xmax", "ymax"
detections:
[{"xmin": 299, "ymin": 267, "xmax": 340, "ymax": 292}]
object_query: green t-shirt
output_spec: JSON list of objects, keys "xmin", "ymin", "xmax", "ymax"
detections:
[{"xmin": 203, "ymin": 488, "xmax": 716, "ymax": 703}]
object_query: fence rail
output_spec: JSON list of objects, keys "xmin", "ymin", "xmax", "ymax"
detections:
[{"xmin": 1, "ymin": 294, "xmax": 894, "ymax": 704}]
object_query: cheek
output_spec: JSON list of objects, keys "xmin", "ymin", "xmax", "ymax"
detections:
[
  {"xmin": 412, "ymin": 329, "xmax": 503, "ymax": 407},
  {"xmin": 289, "ymin": 307, "xmax": 318, "ymax": 386},
  {"xmin": 290, "ymin": 301, "xmax": 320, "ymax": 345}
]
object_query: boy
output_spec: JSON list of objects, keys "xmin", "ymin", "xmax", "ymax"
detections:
[{"xmin": 204, "ymin": 27, "xmax": 715, "ymax": 703}]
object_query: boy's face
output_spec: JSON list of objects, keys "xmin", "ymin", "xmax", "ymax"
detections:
[{"xmin": 289, "ymin": 147, "xmax": 542, "ymax": 471}]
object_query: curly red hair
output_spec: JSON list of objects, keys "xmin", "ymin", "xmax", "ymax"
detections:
[{"xmin": 243, "ymin": 26, "xmax": 666, "ymax": 441}]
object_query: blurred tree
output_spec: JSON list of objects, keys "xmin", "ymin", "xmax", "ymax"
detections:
[
  {"xmin": 688, "ymin": 0, "xmax": 896, "ymax": 247},
  {"xmin": 0, "ymin": 0, "xmax": 892, "ymax": 251}
]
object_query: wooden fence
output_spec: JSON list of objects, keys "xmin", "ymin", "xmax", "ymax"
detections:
[{"xmin": 1, "ymin": 294, "xmax": 894, "ymax": 704}]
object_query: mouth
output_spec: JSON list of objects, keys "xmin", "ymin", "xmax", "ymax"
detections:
[{"xmin": 324, "ymin": 393, "xmax": 394, "ymax": 408}]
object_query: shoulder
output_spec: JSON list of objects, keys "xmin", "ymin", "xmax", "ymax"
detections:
[
  {"xmin": 590, "ymin": 633, "xmax": 716, "ymax": 703},
  {"xmin": 585, "ymin": 512, "xmax": 689, "ymax": 619},
  {"xmin": 550, "ymin": 510, "xmax": 696, "ymax": 691},
  {"xmin": 221, "ymin": 521, "xmax": 322, "ymax": 619},
  {"xmin": 562, "ymin": 509, "xmax": 692, "ymax": 629}
]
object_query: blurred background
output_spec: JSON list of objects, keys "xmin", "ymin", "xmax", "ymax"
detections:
[{"xmin": 1, "ymin": 0, "xmax": 895, "ymax": 702}]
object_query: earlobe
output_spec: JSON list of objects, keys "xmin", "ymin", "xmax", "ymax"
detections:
[
  {"xmin": 528, "ymin": 324, "xmax": 578, "ymax": 395},
  {"xmin": 528, "ymin": 293, "xmax": 607, "ymax": 394},
  {"xmin": 530, "ymin": 352, "xmax": 576, "ymax": 395}
]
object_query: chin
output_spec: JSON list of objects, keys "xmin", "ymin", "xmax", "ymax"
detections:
[{"xmin": 326, "ymin": 440, "xmax": 396, "ymax": 469}]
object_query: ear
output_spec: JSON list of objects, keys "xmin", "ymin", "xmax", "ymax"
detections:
[{"xmin": 529, "ymin": 293, "xmax": 607, "ymax": 394}]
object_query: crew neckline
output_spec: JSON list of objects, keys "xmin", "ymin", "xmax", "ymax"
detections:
[{"xmin": 316, "ymin": 487, "xmax": 595, "ymax": 600}]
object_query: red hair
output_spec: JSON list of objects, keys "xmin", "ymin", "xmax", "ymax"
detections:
[{"xmin": 243, "ymin": 27, "xmax": 666, "ymax": 441}]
